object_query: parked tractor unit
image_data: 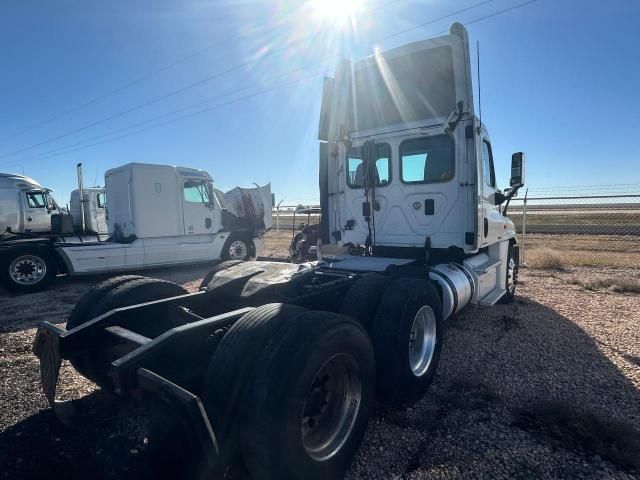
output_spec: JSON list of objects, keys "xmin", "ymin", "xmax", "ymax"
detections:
[{"xmin": 34, "ymin": 23, "xmax": 524, "ymax": 479}]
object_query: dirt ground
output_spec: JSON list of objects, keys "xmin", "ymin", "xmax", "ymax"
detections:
[{"xmin": 0, "ymin": 248, "xmax": 639, "ymax": 479}]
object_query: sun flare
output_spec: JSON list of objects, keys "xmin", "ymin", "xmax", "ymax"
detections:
[{"xmin": 311, "ymin": 0, "xmax": 364, "ymax": 28}]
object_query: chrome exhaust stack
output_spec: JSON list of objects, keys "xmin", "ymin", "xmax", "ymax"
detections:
[{"xmin": 76, "ymin": 163, "xmax": 86, "ymax": 235}]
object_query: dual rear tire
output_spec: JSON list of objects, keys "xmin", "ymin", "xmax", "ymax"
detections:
[
  {"xmin": 370, "ymin": 278, "xmax": 443, "ymax": 406},
  {"xmin": 341, "ymin": 273, "xmax": 443, "ymax": 406},
  {"xmin": 190, "ymin": 275, "xmax": 442, "ymax": 478},
  {"xmin": 66, "ymin": 275, "xmax": 188, "ymax": 388},
  {"xmin": 198, "ymin": 304, "xmax": 375, "ymax": 480}
]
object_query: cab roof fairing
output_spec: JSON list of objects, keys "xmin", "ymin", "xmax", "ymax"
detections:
[{"xmin": 321, "ymin": 22, "xmax": 475, "ymax": 141}]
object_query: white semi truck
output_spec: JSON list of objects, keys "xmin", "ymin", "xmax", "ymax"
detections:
[
  {"xmin": 34, "ymin": 24, "xmax": 524, "ymax": 480},
  {"xmin": 69, "ymin": 187, "xmax": 108, "ymax": 237},
  {"xmin": 0, "ymin": 173, "xmax": 107, "ymax": 236},
  {"xmin": 0, "ymin": 163, "xmax": 271, "ymax": 292}
]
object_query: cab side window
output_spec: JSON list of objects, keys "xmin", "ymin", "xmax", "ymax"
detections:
[
  {"xmin": 183, "ymin": 181, "xmax": 211, "ymax": 204},
  {"xmin": 26, "ymin": 192, "xmax": 46, "ymax": 208},
  {"xmin": 97, "ymin": 193, "xmax": 106, "ymax": 208},
  {"xmin": 482, "ymin": 140, "xmax": 496, "ymax": 188}
]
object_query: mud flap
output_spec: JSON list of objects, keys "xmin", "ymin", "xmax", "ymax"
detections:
[
  {"xmin": 137, "ymin": 368, "xmax": 219, "ymax": 471},
  {"xmin": 33, "ymin": 322, "xmax": 79, "ymax": 426},
  {"xmin": 33, "ymin": 323, "xmax": 65, "ymax": 407}
]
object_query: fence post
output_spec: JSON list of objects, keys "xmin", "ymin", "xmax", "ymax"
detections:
[
  {"xmin": 521, "ymin": 188, "xmax": 528, "ymax": 265},
  {"xmin": 275, "ymin": 200, "xmax": 283, "ymax": 244}
]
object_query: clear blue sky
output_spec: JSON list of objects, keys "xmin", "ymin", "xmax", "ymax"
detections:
[{"xmin": 0, "ymin": 0, "xmax": 638, "ymax": 205}]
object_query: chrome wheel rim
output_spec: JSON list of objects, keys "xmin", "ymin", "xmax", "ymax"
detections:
[
  {"xmin": 301, "ymin": 353, "xmax": 361, "ymax": 461},
  {"xmin": 408, "ymin": 306, "xmax": 437, "ymax": 377},
  {"xmin": 228, "ymin": 240, "xmax": 248, "ymax": 260},
  {"xmin": 506, "ymin": 256, "xmax": 517, "ymax": 294},
  {"xmin": 9, "ymin": 255, "xmax": 47, "ymax": 285}
]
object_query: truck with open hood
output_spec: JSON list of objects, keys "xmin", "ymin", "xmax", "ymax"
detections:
[{"xmin": 0, "ymin": 162, "xmax": 271, "ymax": 292}]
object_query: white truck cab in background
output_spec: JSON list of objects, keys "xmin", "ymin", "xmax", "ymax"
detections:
[
  {"xmin": 0, "ymin": 174, "xmax": 63, "ymax": 233},
  {"xmin": 0, "ymin": 162, "xmax": 271, "ymax": 293},
  {"xmin": 0, "ymin": 173, "xmax": 108, "ymax": 236},
  {"xmin": 69, "ymin": 187, "xmax": 107, "ymax": 237}
]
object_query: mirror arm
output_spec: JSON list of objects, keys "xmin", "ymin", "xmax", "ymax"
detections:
[{"xmin": 502, "ymin": 185, "xmax": 521, "ymax": 216}]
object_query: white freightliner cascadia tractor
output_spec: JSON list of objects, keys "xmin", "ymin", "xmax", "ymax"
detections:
[{"xmin": 34, "ymin": 23, "xmax": 524, "ymax": 480}]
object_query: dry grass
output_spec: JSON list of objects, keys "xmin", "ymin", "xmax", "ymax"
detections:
[
  {"xmin": 522, "ymin": 234, "xmax": 640, "ymax": 268},
  {"xmin": 568, "ymin": 276, "xmax": 640, "ymax": 294},
  {"xmin": 526, "ymin": 248, "xmax": 567, "ymax": 270}
]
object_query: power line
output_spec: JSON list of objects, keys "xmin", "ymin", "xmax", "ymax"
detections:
[
  {"xmin": 12, "ymin": 58, "xmax": 332, "ymax": 165},
  {"xmin": 2, "ymin": 0, "xmax": 541, "ymax": 169},
  {"xmin": 0, "ymin": 2, "xmax": 308, "ymax": 144},
  {"xmin": 0, "ymin": 72, "xmax": 324, "ymax": 170},
  {"xmin": 0, "ymin": 0, "xmax": 461, "ymax": 165},
  {"xmin": 528, "ymin": 182, "xmax": 640, "ymax": 190},
  {"xmin": 0, "ymin": 0, "xmax": 404, "ymax": 158},
  {"xmin": 0, "ymin": 33, "xmax": 325, "ymax": 160}
]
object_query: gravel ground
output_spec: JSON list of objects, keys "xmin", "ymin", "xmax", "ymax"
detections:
[{"xmin": 1, "ymin": 263, "xmax": 639, "ymax": 479}]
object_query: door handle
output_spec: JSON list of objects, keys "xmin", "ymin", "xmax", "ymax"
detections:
[{"xmin": 205, "ymin": 218, "xmax": 212, "ymax": 229}]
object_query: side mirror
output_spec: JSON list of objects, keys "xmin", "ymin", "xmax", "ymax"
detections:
[{"xmin": 510, "ymin": 152, "xmax": 525, "ymax": 187}]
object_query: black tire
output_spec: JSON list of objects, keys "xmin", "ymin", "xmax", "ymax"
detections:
[
  {"xmin": 87, "ymin": 277, "xmax": 188, "ymax": 337},
  {"xmin": 340, "ymin": 273, "xmax": 392, "ymax": 331},
  {"xmin": 501, "ymin": 242, "xmax": 518, "ymax": 304},
  {"xmin": 199, "ymin": 260, "xmax": 243, "ymax": 290},
  {"xmin": 241, "ymin": 311, "xmax": 375, "ymax": 480},
  {"xmin": 222, "ymin": 235, "xmax": 254, "ymax": 261},
  {"xmin": 68, "ymin": 277, "xmax": 188, "ymax": 388},
  {"xmin": 200, "ymin": 303, "xmax": 307, "ymax": 470},
  {"xmin": 67, "ymin": 275, "xmax": 147, "ymax": 330},
  {"xmin": 371, "ymin": 277, "xmax": 443, "ymax": 406},
  {"xmin": 0, "ymin": 246, "xmax": 57, "ymax": 293}
]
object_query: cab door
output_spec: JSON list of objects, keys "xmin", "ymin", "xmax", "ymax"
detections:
[
  {"xmin": 479, "ymin": 138, "xmax": 504, "ymax": 245},
  {"xmin": 95, "ymin": 191, "xmax": 108, "ymax": 234},
  {"xmin": 181, "ymin": 180, "xmax": 218, "ymax": 235},
  {"xmin": 23, "ymin": 190, "xmax": 54, "ymax": 232}
]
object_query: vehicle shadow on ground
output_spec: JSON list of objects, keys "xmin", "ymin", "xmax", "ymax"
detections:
[
  {"xmin": 349, "ymin": 296, "xmax": 640, "ymax": 479},
  {"xmin": 0, "ymin": 263, "xmax": 213, "ymax": 334},
  {"xmin": 0, "ymin": 390, "xmax": 150, "ymax": 480},
  {"xmin": 1, "ymin": 297, "xmax": 639, "ymax": 480}
]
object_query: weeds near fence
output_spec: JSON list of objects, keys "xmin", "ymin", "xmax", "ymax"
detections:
[
  {"xmin": 568, "ymin": 276, "xmax": 640, "ymax": 294},
  {"xmin": 526, "ymin": 249, "xmax": 567, "ymax": 270}
]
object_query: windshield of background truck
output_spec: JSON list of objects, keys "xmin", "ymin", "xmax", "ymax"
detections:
[
  {"xmin": 183, "ymin": 180, "xmax": 212, "ymax": 204},
  {"xmin": 352, "ymin": 45, "xmax": 456, "ymax": 132}
]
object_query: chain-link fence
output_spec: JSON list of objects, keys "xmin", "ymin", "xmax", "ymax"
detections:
[
  {"xmin": 265, "ymin": 204, "xmax": 322, "ymax": 257},
  {"xmin": 265, "ymin": 192, "xmax": 640, "ymax": 269},
  {"xmin": 510, "ymin": 193, "xmax": 640, "ymax": 269}
]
